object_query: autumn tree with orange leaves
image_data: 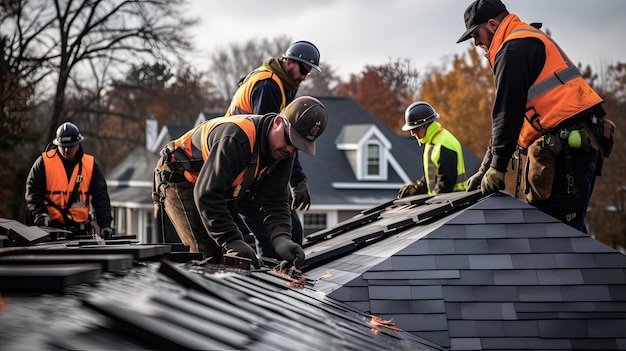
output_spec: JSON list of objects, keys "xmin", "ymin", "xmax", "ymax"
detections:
[{"xmin": 338, "ymin": 58, "xmax": 420, "ymax": 134}]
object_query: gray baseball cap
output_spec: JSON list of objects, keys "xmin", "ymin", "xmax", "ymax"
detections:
[{"xmin": 282, "ymin": 96, "xmax": 328, "ymax": 156}]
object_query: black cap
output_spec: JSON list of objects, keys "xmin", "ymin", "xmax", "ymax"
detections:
[{"xmin": 457, "ymin": 0, "xmax": 507, "ymax": 43}]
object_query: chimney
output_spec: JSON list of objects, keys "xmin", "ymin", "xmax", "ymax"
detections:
[{"xmin": 146, "ymin": 118, "xmax": 158, "ymax": 152}]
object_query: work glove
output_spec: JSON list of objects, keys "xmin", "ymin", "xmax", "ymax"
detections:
[
  {"xmin": 466, "ymin": 168, "xmax": 486, "ymax": 191},
  {"xmin": 290, "ymin": 178, "xmax": 311, "ymax": 211},
  {"xmin": 272, "ymin": 235, "xmax": 305, "ymax": 267},
  {"xmin": 100, "ymin": 227, "xmax": 114, "ymax": 239},
  {"xmin": 34, "ymin": 213, "xmax": 50, "ymax": 227},
  {"xmin": 397, "ymin": 179, "xmax": 428, "ymax": 198},
  {"xmin": 480, "ymin": 167, "xmax": 506, "ymax": 195},
  {"xmin": 224, "ymin": 239, "xmax": 262, "ymax": 268}
]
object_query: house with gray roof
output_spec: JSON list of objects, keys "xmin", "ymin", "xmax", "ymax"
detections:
[{"xmin": 105, "ymin": 96, "xmax": 480, "ymax": 243}]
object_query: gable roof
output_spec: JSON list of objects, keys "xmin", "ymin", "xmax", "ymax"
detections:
[{"xmin": 302, "ymin": 191, "xmax": 626, "ymax": 350}]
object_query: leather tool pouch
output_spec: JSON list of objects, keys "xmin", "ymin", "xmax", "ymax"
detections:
[
  {"xmin": 526, "ymin": 136, "xmax": 557, "ymax": 203},
  {"xmin": 596, "ymin": 118, "xmax": 616, "ymax": 157}
]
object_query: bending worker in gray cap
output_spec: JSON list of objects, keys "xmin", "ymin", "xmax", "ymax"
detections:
[{"xmin": 154, "ymin": 96, "xmax": 328, "ymax": 268}]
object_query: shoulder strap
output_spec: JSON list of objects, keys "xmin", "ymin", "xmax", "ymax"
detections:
[
  {"xmin": 240, "ymin": 117, "xmax": 261, "ymax": 191},
  {"xmin": 67, "ymin": 159, "xmax": 83, "ymax": 208}
]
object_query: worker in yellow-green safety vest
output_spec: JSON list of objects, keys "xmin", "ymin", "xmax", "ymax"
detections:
[{"xmin": 398, "ymin": 102, "xmax": 467, "ymax": 198}]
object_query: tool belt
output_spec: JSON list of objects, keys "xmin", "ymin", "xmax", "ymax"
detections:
[
  {"xmin": 524, "ymin": 116, "xmax": 612, "ymax": 203},
  {"xmin": 592, "ymin": 117, "xmax": 616, "ymax": 157},
  {"xmin": 152, "ymin": 142, "xmax": 202, "ymax": 204}
]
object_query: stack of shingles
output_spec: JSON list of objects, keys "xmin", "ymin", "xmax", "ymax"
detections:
[{"xmin": 0, "ymin": 218, "xmax": 169, "ymax": 293}]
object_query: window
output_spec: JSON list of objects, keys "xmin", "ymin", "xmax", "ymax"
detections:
[
  {"xmin": 303, "ymin": 213, "xmax": 327, "ymax": 236},
  {"xmin": 367, "ymin": 143, "xmax": 380, "ymax": 176}
]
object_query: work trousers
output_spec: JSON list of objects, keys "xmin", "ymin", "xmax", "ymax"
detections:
[
  {"xmin": 532, "ymin": 146, "xmax": 599, "ymax": 233},
  {"xmin": 162, "ymin": 180, "xmax": 223, "ymax": 262}
]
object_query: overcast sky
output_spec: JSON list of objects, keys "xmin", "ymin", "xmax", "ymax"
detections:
[{"xmin": 186, "ymin": 0, "xmax": 626, "ymax": 79}]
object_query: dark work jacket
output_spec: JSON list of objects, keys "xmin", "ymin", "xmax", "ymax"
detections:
[
  {"xmin": 25, "ymin": 146, "xmax": 112, "ymax": 228},
  {"xmin": 481, "ymin": 15, "xmax": 604, "ymax": 171},
  {"xmin": 192, "ymin": 115, "xmax": 294, "ymax": 246},
  {"xmin": 226, "ymin": 58, "xmax": 306, "ymax": 185}
]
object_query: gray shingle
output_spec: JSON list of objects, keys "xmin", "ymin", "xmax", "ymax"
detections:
[
  {"xmin": 537, "ymin": 269, "xmax": 584, "ymax": 285},
  {"xmin": 468, "ymin": 254, "xmax": 513, "ymax": 269},
  {"xmin": 435, "ymin": 254, "xmax": 471, "ymax": 269},
  {"xmin": 409, "ymin": 299, "xmax": 446, "ymax": 313},
  {"xmin": 369, "ymin": 285, "xmax": 412, "ymax": 299},
  {"xmin": 449, "ymin": 338, "xmax": 482, "ymax": 351},
  {"xmin": 512, "ymin": 253, "xmax": 558, "ymax": 269},
  {"xmin": 443, "ymin": 286, "xmax": 474, "ymax": 301},
  {"xmin": 518, "ymin": 286, "xmax": 563, "ymax": 302},
  {"xmin": 488, "ymin": 238, "xmax": 532, "ymax": 253},
  {"xmin": 528, "ymin": 237, "xmax": 574, "ymax": 252},
  {"xmin": 454, "ymin": 239, "xmax": 489, "ymax": 254},
  {"xmin": 461, "ymin": 302, "xmax": 504, "ymax": 319},
  {"xmin": 411, "ymin": 285, "xmax": 444, "ymax": 299},
  {"xmin": 503, "ymin": 320, "xmax": 540, "ymax": 336}
]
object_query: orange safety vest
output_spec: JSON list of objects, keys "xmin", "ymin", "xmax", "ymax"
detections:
[
  {"xmin": 170, "ymin": 117, "xmax": 267, "ymax": 198},
  {"xmin": 487, "ymin": 15, "xmax": 603, "ymax": 148},
  {"xmin": 42, "ymin": 152, "xmax": 94, "ymax": 223},
  {"xmin": 225, "ymin": 69, "xmax": 286, "ymax": 116}
]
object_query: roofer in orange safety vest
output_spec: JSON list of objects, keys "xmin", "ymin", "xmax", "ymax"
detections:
[
  {"xmin": 225, "ymin": 40, "xmax": 322, "ymax": 259},
  {"xmin": 457, "ymin": 0, "xmax": 614, "ymax": 233},
  {"xmin": 153, "ymin": 96, "xmax": 328, "ymax": 268},
  {"xmin": 25, "ymin": 122, "xmax": 114, "ymax": 238}
]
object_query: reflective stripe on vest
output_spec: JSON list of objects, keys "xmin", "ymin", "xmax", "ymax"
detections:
[
  {"xmin": 422, "ymin": 123, "xmax": 467, "ymax": 194},
  {"xmin": 171, "ymin": 117, "xmax": 264, "ymax": 197},
  {"xmin": 225, "ymin": 70, "xmax": 286, "ymax": 116},
  {"xmin": 42, "ymin": 152, "xmax": 94, "ymax": 223},
  {"xmin": 487, "ymin": 15, "xmax": 603, "ymax": 148}
]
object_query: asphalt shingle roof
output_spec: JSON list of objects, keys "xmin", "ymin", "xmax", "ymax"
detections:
[
  {"xmin": 2, "ymin": 190, "xmax": 625, "ymax": 350},
  {"xmin": 304, "ymin": 191, "xmax": 626, "ymax": 350}
]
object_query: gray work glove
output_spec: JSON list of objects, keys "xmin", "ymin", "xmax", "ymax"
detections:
[
  {"xmin": 480, "ymin": 167, "xmax": 506, "ymax": 195},
  {"xmin": 290, "ymin": 178, "xmax": 311, "ymax": 211},
  {"xmin": 100, "ymin": 227, "xmax": 114, "ymax": 239},
  {"xmin": 224, "ymin": 239, "xmax": 262, "ymax": 268},
  {"xmin": 272, "ymin": 235, "xmax": 305, "ymax": 267},
  {"xmin": 34, "ymin": 213, "xmax": 50, "ymax": 227},
  {"xmin": 466, "ymin": 169, "xmax": 486, "ymax": 191}
]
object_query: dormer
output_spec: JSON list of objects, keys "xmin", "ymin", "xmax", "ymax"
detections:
[{"xmin": 336, "ymin": 124, "xmax": 395, "ymax": 181}]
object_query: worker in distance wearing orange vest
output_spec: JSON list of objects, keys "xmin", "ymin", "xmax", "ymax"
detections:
[
  {"xmin": 153, "ymin": 96, "xmax": 328, "ymax": 268},
  {"xmin": 25, "ymin": 122, "xmax": 113, "ymax": 238},
  {"xmin": 225, "ymin": 40, "xmax": 322, "ymax": 259},
  {"xmin": 458, "ymin": 0, "xmax": 611, "ymax": 233}
]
